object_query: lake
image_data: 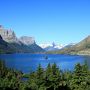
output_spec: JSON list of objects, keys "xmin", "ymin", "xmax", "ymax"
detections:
[{"xmin": 0, "ymin": 54, "xmax": 90, "ymax": 73}]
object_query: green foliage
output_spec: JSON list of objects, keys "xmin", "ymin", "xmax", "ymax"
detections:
[
  {"xmin": 0, "ymin": 60, "xmax": 90, "ymax": 90},
  {"xmin": 0, "ymin": 60, "xmax": 23, "ymax": 90},
  {"xmin": 69, "ymin": 63, "xmax": 90, "ymax": 90}
]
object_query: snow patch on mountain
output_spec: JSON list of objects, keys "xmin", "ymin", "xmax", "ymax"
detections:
[{"xmin": 39, "ymin": 43, "xmax": 64, "ymax": 51}]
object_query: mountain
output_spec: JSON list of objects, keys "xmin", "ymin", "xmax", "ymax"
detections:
[
  {"xmin": 48, "ymin": 36, "xmax": 90, "ymax": 55},
  {"xmin": 63, "ymin": 43, "xmax": 76, "ymax": 48},
  {"xmin": 0, "ymin": 25, "xmax": 45, "ymax": 53},
  {"xmin": 0, "ymin": 35, "xmax": 17, "ymax": 53},
  {"xmin": 39, "ymin": 42, "xmax": 64, "ymax": 51},
  {"xmin": 71, "ymin": 35, "xmax": 90, "ymax": 55},
  {"xmin": 19, "ymin": 36, "xmax": 35, "ymax": 45},
  {"xmin": 19, "ymin": 36, "xmax": 45, "ymax": 53},
  {"xmin": 0, "ymin": 35, "xmax": 9, "ymax": 53}
]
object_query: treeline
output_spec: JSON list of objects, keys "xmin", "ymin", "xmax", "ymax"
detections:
[{"xmin": 0, "ymin": 60, "xmax": 90, "ymax": 90}]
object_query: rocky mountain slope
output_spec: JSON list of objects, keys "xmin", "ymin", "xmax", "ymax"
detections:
[
  {"xmin": 0, "ymin": 25, "xmax": 45, "ymax": 53},
  {"xmin": 48, "ymin": 36, "xmax": 90, "ymax": 55},
  {"xmin": 19, "ymin": 36, "xmax": 35, "ymax": 45}
]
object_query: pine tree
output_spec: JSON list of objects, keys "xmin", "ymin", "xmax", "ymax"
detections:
[{"xmin": 70, "ymin": 63, "xmax": 90, "ymax": 90}]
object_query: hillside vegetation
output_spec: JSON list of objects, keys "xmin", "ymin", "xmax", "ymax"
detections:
[{"xmin": 48, "ymin": 36, "xmax": 90, "ymax": 55}]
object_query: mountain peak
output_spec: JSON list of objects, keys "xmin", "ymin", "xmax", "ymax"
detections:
[
  {"xmin": 19, "ymin": 36, "xmax": 35, "ymax": 45},
  {"xmin": 0, "ymin": 25, "xmax": 44, "ymax": 53},
  {"xmin": 39, "ymin": 43, "xmax": 64, "ymax": 51},
  {"xmin": 0, "ymin": 27, "xmax": 17, "ymax": 43}
]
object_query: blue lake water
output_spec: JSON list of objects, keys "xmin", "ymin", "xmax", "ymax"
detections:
[{"xmin": 0, "ymin": 54, "xmax": 90, "ymax": 73}]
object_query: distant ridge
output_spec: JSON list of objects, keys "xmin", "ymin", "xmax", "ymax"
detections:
[
  {"xmin": 39, "ymin": 42, "xmax": 64, "ymax": 51},
  {"xmin": 48, "ymin": 36, "xmax": 90, "ymax": 55},
  {"xmin": 0, "ymin": 25, "xmax": 45, "ymax": 53}
]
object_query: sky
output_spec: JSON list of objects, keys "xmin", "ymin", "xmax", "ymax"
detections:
[{"xmin": 0, "ymin": 0, "xmax": 90, "ymax": 45}]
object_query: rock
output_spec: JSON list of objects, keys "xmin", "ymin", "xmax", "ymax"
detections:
[
  {"xmin": 0, "ymin": 25, "xmax": 45, "ymax": 53},
  {"xmin": 19, "ymin": 36, "xmax": 35, "ymax": 45},
  {"xmin": 0, "ymin": 26, "xmax": 21, "ymax": 44}
]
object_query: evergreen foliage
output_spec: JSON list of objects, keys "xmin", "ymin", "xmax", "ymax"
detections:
[{"xmin": 0, "ymin": 60, "xmax": 90, "ymax": 90}]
